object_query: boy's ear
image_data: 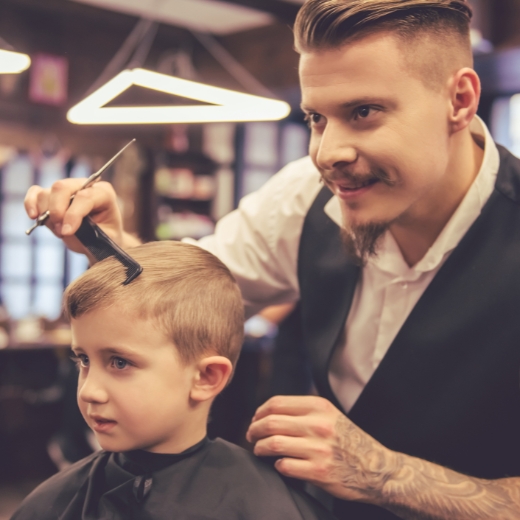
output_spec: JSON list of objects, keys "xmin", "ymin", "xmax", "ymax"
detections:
[{"xmin": 190, "ymin": 356, "xmax": 233, "ymax": 403}]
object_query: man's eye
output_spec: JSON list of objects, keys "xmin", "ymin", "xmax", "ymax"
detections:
[
  {"xmin": 304, "ymin": 113, "xmax": 324, "ymax": 127},
  {"xmin": 111, "ymin": 357, "xmax": 129, "ymax": 370},
  {"xmin": 355, "ymin": 106, "xmax": 373, "ymax": 119}
]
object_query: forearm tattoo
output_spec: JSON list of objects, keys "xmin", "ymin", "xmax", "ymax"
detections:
[{"xmin": 333, "ymin": 416, "xmax": 520, "ymax": 519}]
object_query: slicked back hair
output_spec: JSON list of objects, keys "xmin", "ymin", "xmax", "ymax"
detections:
[
  {"xmin": 64, "ymin": 241, "xmax": 244, "ymax": 366},
  {"xmin": 294, "ymin": 0, "xmax": 472, "ymax": 53}
]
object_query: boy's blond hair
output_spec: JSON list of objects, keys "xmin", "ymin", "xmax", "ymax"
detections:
[{"xmin": 64, "ymin": 241, "xmax": 244, "ymax": 366}]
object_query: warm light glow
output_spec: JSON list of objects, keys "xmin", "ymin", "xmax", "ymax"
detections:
[
  {"xmin": 0, "ymin": 49, "xmax": 31, "ymax": 74},
  {"xmin": 67, "ymin": 68, "xmax": 291, "ymax": 125}
]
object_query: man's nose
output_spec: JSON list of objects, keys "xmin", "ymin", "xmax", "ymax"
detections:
[
  {"xmin": 78, "ymin": 370, "xmax": 109, "ymax": 404},
  {"xmin": 314, "ymin": 123, "xmax": 357, "ymax": 171}
]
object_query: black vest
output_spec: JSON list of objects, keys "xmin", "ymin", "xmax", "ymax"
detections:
[{"xmin": 298, "ymin": 146, "xmax": 520, "ymax": 520}]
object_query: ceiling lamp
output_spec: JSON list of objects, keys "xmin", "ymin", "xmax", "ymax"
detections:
[
  {"xmin": 67, "ymin": 68, "xmax": 291, "ymax": 125},
  {"xmin": 0, "ymin": 49, "xmax": 31, "ymax": 74}
]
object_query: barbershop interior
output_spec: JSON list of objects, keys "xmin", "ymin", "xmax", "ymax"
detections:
[{"xmin": 0, "ymin": 0, "xmax": 519, "ymax": 518}]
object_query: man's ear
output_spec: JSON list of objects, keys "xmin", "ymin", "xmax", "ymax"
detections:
[
  {"xmin": 448, "ymin": 67, "xmax": 481, "ymax": 134},
  {"xmin": 190, "ymin": 356, "xmax": 233, "ymax": 403}
]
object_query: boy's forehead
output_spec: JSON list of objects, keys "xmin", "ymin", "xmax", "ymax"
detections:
[{"xmin": 70, "ymin": 306, "xmax": 172, "ymax": 351}]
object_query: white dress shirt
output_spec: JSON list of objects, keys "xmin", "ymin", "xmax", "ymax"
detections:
[{"xmin": 188, "ymin": 117, "xmax": 500, "ymax": 412}]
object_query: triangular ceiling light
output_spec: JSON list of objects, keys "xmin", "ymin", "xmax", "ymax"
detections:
[
  {"xmin": 0, "ymin": 49, "xmax": 31, "ymax": 74},
  {"xmin": 67, "ymin": 68, "xmax": 291, "ymax": 125}
]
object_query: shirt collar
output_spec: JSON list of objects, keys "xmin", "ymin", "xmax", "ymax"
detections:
[{"xmin": 324, "ymin": 116, "xmax": 500, "ymax": 277}]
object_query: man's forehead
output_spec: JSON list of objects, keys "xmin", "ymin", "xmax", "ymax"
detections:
[{"xmin": 299, "ymin": 32, "xmax": 407, "ymax": 86}]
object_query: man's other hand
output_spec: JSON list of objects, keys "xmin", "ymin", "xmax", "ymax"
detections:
[{"xmin": 24, "ymin": 179, "xmax": 133, "ymax": 256}]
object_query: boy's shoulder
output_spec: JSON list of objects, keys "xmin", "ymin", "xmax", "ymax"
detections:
[
  {"xmin": 193, "ymin": 438, "xmax": 337, "ymax": 520},
  {"xmin": 11, "ymin": 451, "xmax": 104, "ymax": 520}
]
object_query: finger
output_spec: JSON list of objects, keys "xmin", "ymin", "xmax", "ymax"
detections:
[
  {"xmin": 247, "ymin": 414, "xmax": 311, "ymax": 443},
  {"xmin": 274, "ymin": 457, "xmax": 327, "ymax": 484},
  {"xmin": 47, "ymin": 178, "xmax": 89, "ymax": 231},
  {"xmin": 253, "ymin": 435, "xmax": 329, "ymax": 461},
  {"xmin": 61, "ymin": 182, "xmax": 118, "ymax": 235},
  {"xmin": 25, "ymin": 185, "xmax": 46, "ymax": 219},
  {"xmin": 253, "ymin": 395, "xmax": 334, "ymax": 422}
]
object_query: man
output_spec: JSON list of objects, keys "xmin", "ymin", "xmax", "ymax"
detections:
[{"xmin": 25, "ymin": 0, "xmax": 520, "ymax": 518}]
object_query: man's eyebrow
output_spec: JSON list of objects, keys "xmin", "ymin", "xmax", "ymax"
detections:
[
  {"xmin": 340, "ymin": 98, "xmax": 384, "ymax": 109},
  {"xmin": 301, "ymin": 98, "xmax": 390, "ymax": 112}
]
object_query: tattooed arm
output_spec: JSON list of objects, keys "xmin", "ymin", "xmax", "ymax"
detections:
[{"xmin": 247, "ymin": 395, "xmax": 520, "ymax": 520}]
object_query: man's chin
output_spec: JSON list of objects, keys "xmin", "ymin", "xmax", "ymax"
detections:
[{"xmin": 340, "ymin": 220, "xmax": 390, "ymax": 266}]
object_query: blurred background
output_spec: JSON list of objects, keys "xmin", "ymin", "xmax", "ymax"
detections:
[{"xmin": 0, "ymin": 0, "xmax": 517, "ymax": 516}]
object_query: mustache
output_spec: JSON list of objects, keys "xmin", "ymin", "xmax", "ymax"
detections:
[{"xmin": 320, "ymin": 167, "xmax": 396, "ymax": 187}]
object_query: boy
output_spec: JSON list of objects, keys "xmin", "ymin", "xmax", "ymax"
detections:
[{"xmin": 12, "ymin": 241, "xmax": 334, "ymax": 520}]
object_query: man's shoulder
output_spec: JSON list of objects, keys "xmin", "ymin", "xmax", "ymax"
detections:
[
  {"xmin": 249, "ymin": 155, "xmax": 321, "ymax": 201},
  {"xmin": 11, "ymin": 451, "xmax": 102, "ymax": 520}
]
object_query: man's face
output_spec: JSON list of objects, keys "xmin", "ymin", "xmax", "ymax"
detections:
[
  {"xmin": 300, "ymin": 32, "xmax": 453, "ymax": 231},
  {"xmin": 71, "ymin": 306, "xmax": 197, "ymax": 453}
]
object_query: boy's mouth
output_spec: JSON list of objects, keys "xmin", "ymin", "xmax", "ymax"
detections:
[{"xmin": 90, "ymin": 415, "xmax": 117, "ymax": 433}]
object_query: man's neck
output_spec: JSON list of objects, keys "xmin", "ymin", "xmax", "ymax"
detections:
[{"xmin": 389, "ymin": 128, "xmax": 485, "ymax": 267}]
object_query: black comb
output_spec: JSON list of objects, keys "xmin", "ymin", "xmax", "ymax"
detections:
[{"xmin": 75, "ymin": 217, "xmax": 143, "ymax": 285}]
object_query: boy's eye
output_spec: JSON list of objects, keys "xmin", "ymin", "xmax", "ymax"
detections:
[
  {"xmin": 70, "ymin": 353, "xmax": 89, "ymax": 369},
  {"xmin": 111, "ymin": 357, "xmax": 129, "ymax": 370}
]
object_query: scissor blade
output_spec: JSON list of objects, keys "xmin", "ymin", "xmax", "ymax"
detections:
[{"xmin": 81, "ymin": 138, "xmax": 136, "ymax": 190}]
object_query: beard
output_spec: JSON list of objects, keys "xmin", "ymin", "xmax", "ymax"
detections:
[
  {"xmin": 340, "ymin": 220, "xmax": 390, "ymax": 266},
  {"xmin": 318, "ymin": 165, "xmax": 396, "ymax": 266}
]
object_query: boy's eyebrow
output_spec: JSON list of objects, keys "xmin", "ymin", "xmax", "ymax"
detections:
[
  {"xmin": 71, "ymin": 345, "xmax": 144, "ymax": 358},
  {"xmin": 99, "ymin": 346, "xmax": 144, "ymax": 358}
]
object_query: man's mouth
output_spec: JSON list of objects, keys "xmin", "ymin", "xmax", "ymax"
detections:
[{"xmin": 336, "ymin": 178, "xmax": 379, "ymax": 191}]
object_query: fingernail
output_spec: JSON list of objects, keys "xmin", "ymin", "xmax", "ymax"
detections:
[
  {"xmin": 28, "ymin": 208, "xmax": 37, "ymax": 219},
  {"xmin": 61, "ymin": 224, "xmax": 71, "ymax": 235}
]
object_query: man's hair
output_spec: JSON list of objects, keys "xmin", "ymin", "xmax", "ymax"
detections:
[
  {"xmin": 294, "ymin": 0, "xmax": 472, "ymax": 52},
  {"xmin": 294, "ymin": 1, "xmax": 473, "ymax": 89},
  {"xmin": 63, "ymin": 241, "xmax": 244, "ymax": 366}
]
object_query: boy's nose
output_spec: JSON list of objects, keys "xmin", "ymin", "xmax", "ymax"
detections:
[{"xmin": 78, "ymin": 371, "xmax": 109, "ymax": 404}]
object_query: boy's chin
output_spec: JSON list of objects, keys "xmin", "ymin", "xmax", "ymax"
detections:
[{"xmin": 94, "ymin": 435, "xmax": 138, "ymax": 453}]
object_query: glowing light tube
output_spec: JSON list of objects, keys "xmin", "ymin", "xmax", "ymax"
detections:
[
  {"xmin": 67, "ymin": 68, "xmax": 291, "ymax": 125},
  {"xmin": 0, "ymin": 49, "xmax": 31, "ymax": 74}
]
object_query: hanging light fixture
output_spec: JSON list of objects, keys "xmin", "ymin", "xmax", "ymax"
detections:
[
  {"xmin": 67, "ymin": 68, "xmax": 290, "ymax": 125},
  {"xmin": 67, "ymin": 19, "xmax": 291, "ymax": 125},
  {"xmin": 0, "ymin": 48, "xmax": 31, "ymax": 74}
]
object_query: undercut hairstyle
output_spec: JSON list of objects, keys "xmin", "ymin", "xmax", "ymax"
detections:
[
  {"xmin": 294, "ymin": 0, "xmax": 473, "ymax": 89},
  {"xmin": 63, "ymin": 241, "xmax": 244, "ymax": 367}
]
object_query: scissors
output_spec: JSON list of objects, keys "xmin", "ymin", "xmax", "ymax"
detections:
[{"xmin": 25, "ymin": 139, "xmax": 136, "ymax": 236}]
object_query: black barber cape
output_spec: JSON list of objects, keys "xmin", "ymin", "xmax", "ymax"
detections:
[{"xmin": 12, "ymin": 437, "xmax": 336, "ymax": 520}]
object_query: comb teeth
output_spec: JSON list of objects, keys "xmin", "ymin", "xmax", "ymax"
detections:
[{"xmin": 75, "ymin": 218, "xmax": 143, "ymax": 285}]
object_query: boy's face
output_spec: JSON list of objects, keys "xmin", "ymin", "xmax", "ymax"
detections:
[
  {"xmin": 300, "ymin": 31, "xmax": 458, "ymax": 231},
  {"xmin": 71, "ymin": 306, "xmax": 200, "ymax": 453}
]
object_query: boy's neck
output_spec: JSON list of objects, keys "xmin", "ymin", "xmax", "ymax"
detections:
[{"xmin": 142, "ymin": 411, "xmax": 209, "ymax": 454}]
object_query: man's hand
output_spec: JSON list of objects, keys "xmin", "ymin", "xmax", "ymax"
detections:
[
  {"xmin": 246, "ymin": 395, "xmax": 397, "ymax": 505},
  {"xmin": 24, "ymin": 179, "xmax": 140, "ymax": 256},
  {"xmin": 247, "ymin": 395, "xmax": 520, "ymax": 520}
]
